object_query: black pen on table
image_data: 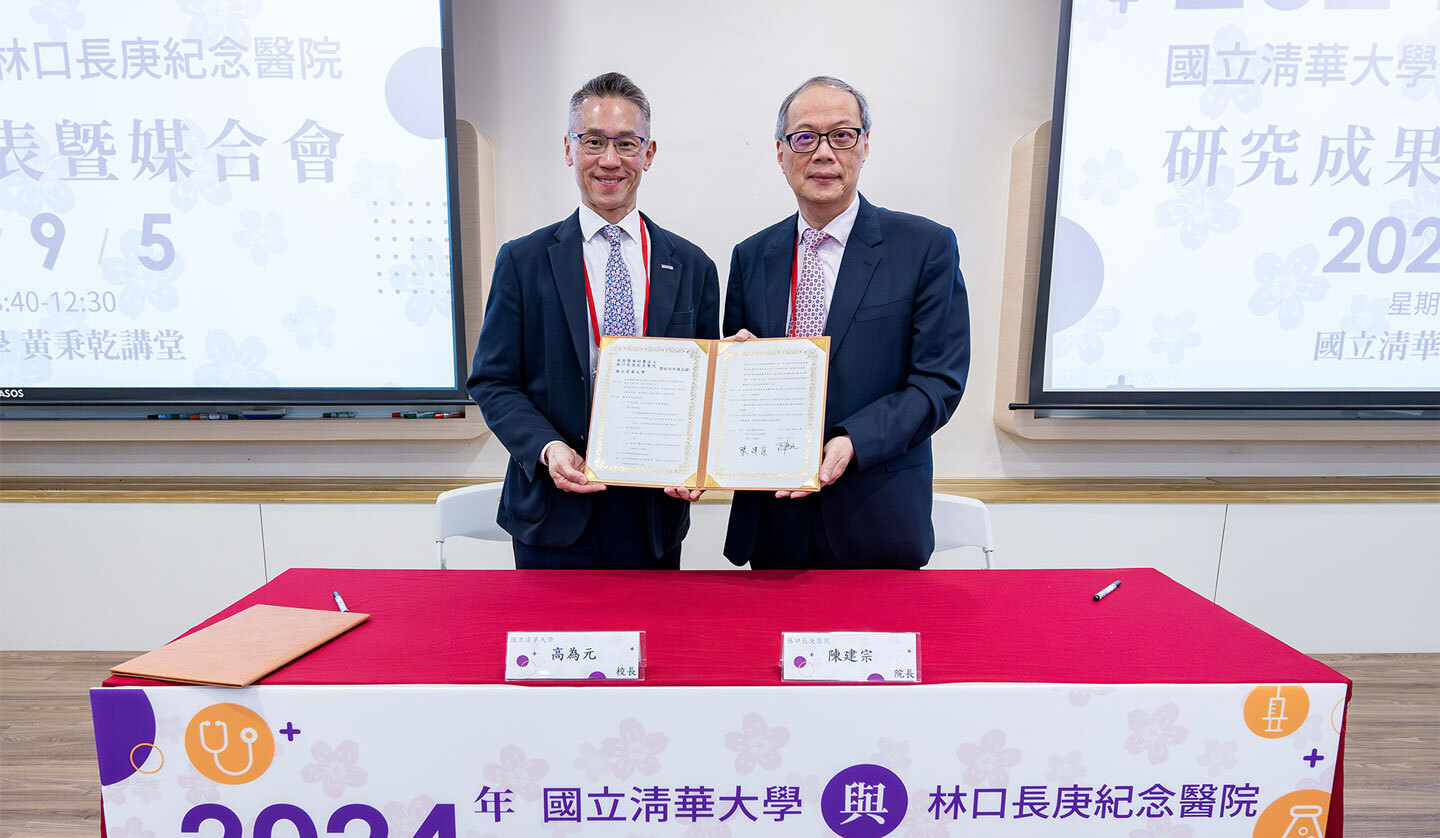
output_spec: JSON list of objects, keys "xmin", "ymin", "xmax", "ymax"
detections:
[
  {"xmin": 332, "ymin": 591, "xmax": 350, "ymax": 612},
  {"xmin": 1092, "ymin": 580, "xmax": 1121, "ymax": 602}
]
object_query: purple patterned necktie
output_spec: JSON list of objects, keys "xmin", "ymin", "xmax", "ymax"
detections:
[
  {"xmin": 793, "ymin": 228, "xmax": 831, "ymax": 337},
  {"xmin": 600, "ymin": 225, "xmax": 637, "ymax": 337}
]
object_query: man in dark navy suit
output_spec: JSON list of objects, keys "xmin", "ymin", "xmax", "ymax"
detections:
[
  {"xmin": 468, "ymin": 73, "xmax": 719, "ymax": 569},
  {"xmin": 723, "ymin": 76, "xmax": 970, "ymax": 569}
]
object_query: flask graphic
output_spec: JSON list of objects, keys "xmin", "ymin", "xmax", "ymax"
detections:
[{"xmin": 1281, "ymin": 804, "xmax": 1325, "ymax": 838}]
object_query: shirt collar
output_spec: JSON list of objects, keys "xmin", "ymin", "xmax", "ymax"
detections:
[
  {"xmin": 579, "ymin": 204, "xmax": 644, "ymax": 244},
  {"xmin": 795, "ymin": 194, "xmax": 861, "ymax": 246}
]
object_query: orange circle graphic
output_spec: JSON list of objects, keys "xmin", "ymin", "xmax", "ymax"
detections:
[
  {"xmin": 1253, "ymin": 788, "xmax": 1330, "ymax": 838},
  {"xmin": 129, "ymin": 742, "xmax": 164, "ymax": 774},
  {"xmin": 184, "ymin": 703, "xmax": 275, "ymax": 785},
  {"xmin": 1243, "ymin": 684, "xmax": 1310, "ymax": 738}
]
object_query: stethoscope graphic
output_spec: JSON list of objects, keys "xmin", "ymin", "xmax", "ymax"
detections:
[{"xmin": 198, "ymin": 719, "xmax": 258, "ymax": 776}]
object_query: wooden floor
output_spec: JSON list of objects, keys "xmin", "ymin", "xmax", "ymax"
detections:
[{"xmin": 1, "ymin": 652, "xmax": 1436, "ymax": 837}]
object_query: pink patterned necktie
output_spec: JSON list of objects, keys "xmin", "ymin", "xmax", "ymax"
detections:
[
  {"xmin": 793, "ymin": 228, "xmax": 831, "ymax": 337},
  {"xmin": 601, "ymin": 225, "xmax": 637, "ymax": 337}
]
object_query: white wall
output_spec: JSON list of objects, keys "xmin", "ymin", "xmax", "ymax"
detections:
[
  {"xmin": 2, "ymin": 0, "xmax": 1435, "ymax": 479},
  {"xmin": 4, "ymin": 500, "xmax": 1434, "ymax": 653}
]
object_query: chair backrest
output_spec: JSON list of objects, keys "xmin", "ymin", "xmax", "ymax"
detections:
[
  {"xmin": 931, "ymin": 494, "xmax": 995, "ymax": 568},
  {"xmin": 435, "ymin": 483, "xmax": 509, "ymax": 568}
]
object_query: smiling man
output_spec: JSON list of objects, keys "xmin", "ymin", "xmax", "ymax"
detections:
[
  {"xmin": 723, "ymin": 76, "xmax": 971, "ymax": 569},
  {"xmin": 469, "ymin": 72, "xmax": 719, "ymax": 568}
]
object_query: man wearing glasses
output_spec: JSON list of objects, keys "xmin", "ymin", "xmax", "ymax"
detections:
[
  {"xmin": 723, "ymin": 76, "xmax": 970, "ymax": 569},
  {"xmin": 469, "ymin": 72, "xmax": 720, "ymax": 568}
]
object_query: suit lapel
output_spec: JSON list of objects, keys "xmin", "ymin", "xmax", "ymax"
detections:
[
  {"xmin": 763, "ymin": 216, "xmax": 798, "ymax": 338},
  {"xmin": 824, "ymin": 197, "xmax": 882, "ymax": 356},
  {"xmin": 547, "ymin": 212, "xmax": 590, "ymax": 381},
  {"xmin": 641, "ymin": 214, "xmax": 682, "ymax": 335}
]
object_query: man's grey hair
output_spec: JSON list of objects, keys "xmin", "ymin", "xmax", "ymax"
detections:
[
  {"xmin": 568, "ymin": 72, "xmax": 652, "ymax": 136},
  {"xmin": 774, "ymin": 76, "xmax": 872, "ymax": 142}
]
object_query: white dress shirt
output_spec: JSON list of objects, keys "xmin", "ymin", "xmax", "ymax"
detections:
[
  {"xmin": 788, "ymin": 195, "xmax": 860, "ymax": 334},
  {"xmin": 543, "ymin": 205, "xmax": 648, "ymax": 468}
]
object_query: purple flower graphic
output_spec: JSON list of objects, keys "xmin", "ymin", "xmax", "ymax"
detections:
[
  {"xmin": 1196, "ymin": 739, "xmax": 1238, "ymax": 777},
  {"xmin": 102, "ymin": 229, "xmax": 185, "ymax": 316},
  {"xmin": 1390, "ymin": 181, "xmax": 1439, "ymax": 262},
  {"xmin": 234, "ymin": 209, "xmax": 289, "ymax": 265},
  {"xmin": 1156, "ymin": 167, "xmax": 1240, "ymax": 250},
  {"xmin": 131, "ymin": 776, "xmax": 161, "ymax": 803},
  {"xmin": 351, "ymin": 160, "xmax": 404, "ymax": 218},
  {"xmin": 898, "ymin": 810, "xmax": 950, "ymax": 838},
  {"xmin": 484, "ymin": 744, "xmax": 548, "ymax": 801},
  {"xmin": 385, "ymin": 796, "xmax": 437, "ymax": 836},
  {"xmin": 111, "ymin": 818, "xmax": 155, "ymax": 838},
  {"xmin": 723, "ymin": 712, "xmax": 789, "ymax": 774},
  {"xmin": 574, "ymin": 741, "xmax": 612, "ymax": 780},
  {"xmin": 871, "ymin": 737, "xmax": 912, "ymax": 769},
  {"xmin": 784, "ymin": 771, "xmax": 820, "ymax": 805},
  {"xmin": 602, "ymin": 718, "xmax": 668, "ymax": 779},
  {"xmin": 389, "ymin": 237, "xmax": 452, "ymax": 326},
  {"xmin": 282, "ymin": 295, "xmax": 337, "ymax": 350},
  {"xmin": 1125, "ymin": 703, "xmax": 1188, "ymax": 765},
  {"xmin": 178, "ymin": 0, "xmax": 259, "ymax": 47},
  {"xmin": 1251, "ymin": 245, "xmax": 1327, "ymax": 329},
  {"xmin": 1073, "ymin": 0, "xmax": 1128, "ymax": 42},
  {"xmin": 1339, "ymin": 295, "xmax": 1391, "ymax": 336},
  {"xmin": 1129, "ymin": 816, "xmax": 1194, "ymax": 838},
  {"xmin": 1398, "ymin": 21, "xmax": 1440, "ymax": 105},
  {"xmin": 30, "ymin": 0, "xmax": 84, "ymax": 40},
  {"xmin": 1055, "ymin": 305, "xmax": 1120, "ymax": 364},
  {"xmin": 178, "ymin": 766, "xmax": 220, "ymax": 804},
  {"xmin": 1046, "ymin": 751, "xmax": 1086, "ymax": 783},
  {"xmin": 0, "ymin": 135, "xmax": 75, "ymax": 219},
  {"xmin": 1200, "ymin": 26, "xmax": 1264, "ymax": 117},
  {"xmin": 1079, "ymin": 150, "xmax": 1138, "ymax": 206},
  {"xmin": 301, "ymin": 740, "xmax": 368, "ymax": 798},
  {"xmin": 1149, "ymin": 311, "xmax": 1201, "ymax": 363},
  {"xmin": 1066, "ymin": 686, "xmax": 1115, "ymax": 707},
  {"xmin": 956, "ymin": 729, "xmax": 1022, "ymax": 785},
  {"xmin": 194, "ymin": 331, "xmax": 279, "ymax": 386}
]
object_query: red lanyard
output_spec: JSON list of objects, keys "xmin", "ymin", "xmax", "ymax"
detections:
[{"xmin": 583, "ymin": 223, "xmax": 650, "ymax": 347}]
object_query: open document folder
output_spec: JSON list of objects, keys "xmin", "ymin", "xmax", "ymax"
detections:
[
  {"xmin": 584, "ymin": 336, "xmax": 830, "ymax": 492},
  {"xmin": 110, "ymin": 604, "xmax": 369, "ymax": 687}
]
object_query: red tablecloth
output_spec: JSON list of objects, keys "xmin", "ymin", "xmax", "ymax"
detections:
[
  {"xmin": 102, "ymin": 567, "xmax": 1352, "ymax": 836},
  {"xmin": 106, "ymin": 567, "xmax": 1346, "ymax": 688}
]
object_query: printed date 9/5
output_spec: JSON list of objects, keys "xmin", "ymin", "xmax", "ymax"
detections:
[{"xmin": 2, "ymin": 290, "xmax": 118, "ymax": 314}]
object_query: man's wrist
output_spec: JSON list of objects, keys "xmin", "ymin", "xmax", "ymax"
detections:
[{"xmin": 539, "ymin": 439, "xmax": 566, "ymax": 468}]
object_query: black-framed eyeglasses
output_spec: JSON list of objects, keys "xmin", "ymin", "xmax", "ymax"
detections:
[
  {"xmin": 782, "ymin": 127, "xmax": 864, "ymax": 153},
  {"xmin": 569, "ymin": 132, "xmax": 649, "ymax": 157}
]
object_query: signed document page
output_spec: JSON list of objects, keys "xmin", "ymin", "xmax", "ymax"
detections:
[
  {"xmin": 585, "ymin": 337, "xmax": 712, "ymax": 488},
  {"xmin": 703, "ymin": 337, "xmax": 829, "ymax": 491}
]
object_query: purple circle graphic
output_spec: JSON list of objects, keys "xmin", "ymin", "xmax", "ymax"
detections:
[
  {"xmin": 1048, "ymin": 216, "xmax": 1105, "ymax": 333},
  {"xmin": 794, "ymin": 656, "xmax": 807, "ymax": 669},
  {"xmin": 867, "ymin": 673, "xmax": 885, "ymax": 681},
  {"xmin": 588, "ymin": 671, "xmax": 607, "ymax": 680},
  {"xmin": 516, "ymin": 655, "xmax": 529, "ymax": 667},
  {"xmin": 90, "ymin": 688, "xmax": 157, "ymax": 786},
  {"xmin": 385, "ymin": 47, "xmax": 444, "ymax": 139},
  {"xmin": 820, "ymin": 763, "xmax": 908, "ymax": 837}
]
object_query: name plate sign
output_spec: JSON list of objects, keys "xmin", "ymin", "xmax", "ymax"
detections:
[
  {"xmin": 505, "ymin": 631, "xmax": 645, "ymax": 681},
  {"xmin": 781, "ymin": 632, "xmax": 920, "ymax": 683}
]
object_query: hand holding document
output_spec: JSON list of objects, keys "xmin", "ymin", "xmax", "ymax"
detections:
[{"xmin": 584, "ymin": 336, "xmax": 830, "ymax": 492}]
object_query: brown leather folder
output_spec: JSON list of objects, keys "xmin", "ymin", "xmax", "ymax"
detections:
[{"xmin": 110, "ymin": 604, "xmax": 369, "ymax": 687}]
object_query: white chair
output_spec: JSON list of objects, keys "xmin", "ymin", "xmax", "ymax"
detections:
[
  {"xmin": 435, "ymin": 483, "xmax": 509, "ymax": 568},
  {"xmin": 931, "ymin": 494, "xmax": 995, "ymax": 568}
]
